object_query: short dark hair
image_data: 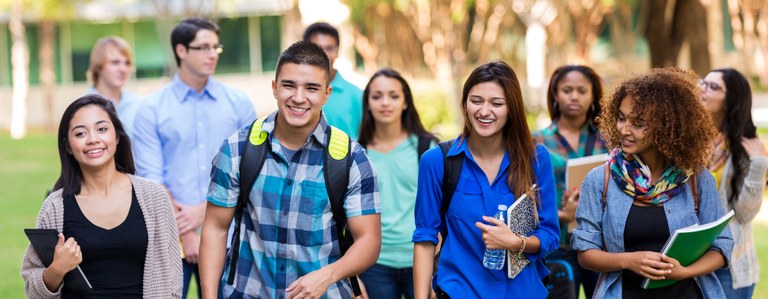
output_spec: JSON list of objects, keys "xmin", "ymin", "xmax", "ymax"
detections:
[
  {"xmin": 54, "ymin": 95, "xmax": 135, "ymax": 198},
  {"xmin": 546, "ymin": 65, "xmax": 604, "ymax": 126},
  {"xmin": 170, "ymin": 18, "xmax": 220, "ymax": 67},
  {"xmin": 302, "ymin": 22, "xmax": 340, "ymax": 47},
  {"xmin": 276, "ymin": 41, "xmax": 331, "ymax": 85},
  {"xmin": 359, "ymin": 68, "xmax": 438, "ymax": 148}
]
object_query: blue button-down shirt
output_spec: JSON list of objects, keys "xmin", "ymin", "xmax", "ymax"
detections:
[
  {"xmin": 85, "ymin": 86, "xmax": 144, "ymax": 140},
  {"xmin": 132, "ymin": 75, "xmax": 256, "ymax": 205},
  {"xmin": 412, "ymin": 138, "xmax": 560, "ymax": 299},
  {"xmin": 324, "ymin": 71, "xmax": 363, "ymax": 140},
  {"xmin": 572, "ymin": 164, "xmax": 734, "ymax": 299},
  {"xmin": 207, "ymin": 111, "xmax": 380, "ymax": 299}
]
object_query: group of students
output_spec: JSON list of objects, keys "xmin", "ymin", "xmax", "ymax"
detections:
[{"xmin": 20, "ymin": 16, "xmax": 767, "ymax": 299}]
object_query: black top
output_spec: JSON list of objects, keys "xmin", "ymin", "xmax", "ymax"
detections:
[
  {"xmin": 622, "ymin": 203, "xmax": 702, "ymax": 299},
  {"xmin": 62, "ymin": 186, "xmax": 147, "ymax": 298}
]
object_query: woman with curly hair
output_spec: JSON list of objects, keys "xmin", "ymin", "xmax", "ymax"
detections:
[
  {"xmin": 571, "ymin": 68, "xmax": 733, "ymax": 298},
  {"xmin": 700, "ymin": 68, "xmax": 767, "ymax": 299},
  {"xmin": 534, "ymin": 65, "xmax": 608, "ymax": 299}
]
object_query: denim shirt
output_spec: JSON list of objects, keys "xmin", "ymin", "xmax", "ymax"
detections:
[{"xmin": 571, "ymin": 165, "xmax": 734, "ymax": 299}]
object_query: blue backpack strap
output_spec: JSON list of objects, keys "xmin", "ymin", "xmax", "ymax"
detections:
[
  {"xmin": 323, "ymin": 126, "xmax": 361, "ymax": 296},
  {"xmin": 228, "ymin": 117, "xmax": 269, "ymax": 285}
]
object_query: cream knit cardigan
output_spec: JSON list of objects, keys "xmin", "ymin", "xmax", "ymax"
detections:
[
  {"xmin": 718, "ymin": 156, "xmax": 768, "ymax": 289},
  {"xmin": 21, "ymin": 175, "xmax": 182, "ymax": 298}
]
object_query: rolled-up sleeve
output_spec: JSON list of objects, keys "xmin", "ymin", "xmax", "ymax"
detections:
[
  {"xmin": 412, "ymin": 147, "xmax": 445, "ymax": 245},
  {"xmin": 527, "ymin": 145, "xmax": 560, "ymax": 260},
  {"xmin": 571, "ymin": 167, "xmax": 606, "ymax": 252}
]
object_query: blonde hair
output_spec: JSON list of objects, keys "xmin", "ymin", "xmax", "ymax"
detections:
[{"xmin": 87, "ymin": 36, "xmax": 133, "ymax": 86}]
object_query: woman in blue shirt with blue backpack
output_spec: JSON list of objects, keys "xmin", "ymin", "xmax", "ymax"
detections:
[{"xmin": 412, "ymin": 61, "xmax": 559, "ymax": 299}]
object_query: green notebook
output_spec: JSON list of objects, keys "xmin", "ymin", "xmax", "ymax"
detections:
[{"xmin": 641, "ymin": 210, "xmax": 734, "ymax": 289}]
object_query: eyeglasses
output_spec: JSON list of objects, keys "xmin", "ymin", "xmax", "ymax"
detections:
[
  {"xmin": 187, "ymin": 44, "xmax": 224, "ymax": 54},
  {"xmin": 699, "ymin": 79, "xmax": 726, "ymax": 93},
  {"xmin": 320, "ymin": 46, "xmax": 338, "ymax": 54}
]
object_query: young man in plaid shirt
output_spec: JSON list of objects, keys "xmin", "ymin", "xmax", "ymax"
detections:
[{"xmin": 199, "ymin": 41, "xmax": 381, "ymax": 299}]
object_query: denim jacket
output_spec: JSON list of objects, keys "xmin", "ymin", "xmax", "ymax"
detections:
[{"xmin": 572, "ymin": 165, "xmax": 734, "ymax": 298}]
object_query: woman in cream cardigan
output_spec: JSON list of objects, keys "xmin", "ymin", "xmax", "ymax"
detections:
[
  {"xmin": 21, "ymin": 95, "xmax": 182, "ymax": 298},
  {"xmin": 700, "ymin": 68, "xmax": 768, "ymax": 298}
]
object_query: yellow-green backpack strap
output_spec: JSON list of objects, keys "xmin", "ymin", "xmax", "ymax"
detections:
[
  {"xmin": 327, "ymin": 126, "xmax": 349, "ymax": 160},
  {"xmin": 248, "ymin": 116, "xmax": 269, "ymax": 145}
]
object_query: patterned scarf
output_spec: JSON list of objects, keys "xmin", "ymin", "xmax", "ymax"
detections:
[
  {"xmin": 608, "ymin": 148, "xmax": 691, "ymax": 205},
  {"xmin": 708, "ymin": 133, "xmax": 730, "ymax": 172}
]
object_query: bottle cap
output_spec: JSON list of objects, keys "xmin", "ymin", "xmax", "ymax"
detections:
[{"xmin": 498, "ymin": 204, "xmax": 508, "ymax": 211}]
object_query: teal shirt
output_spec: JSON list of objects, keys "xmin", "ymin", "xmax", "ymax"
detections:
[
  {"xmin": 367, "ymin": 135, "xmax": 428, "ymax": 268},
  {"xmin": 324, "ymin": 71, "xmax": 363, "ymax": 140}
]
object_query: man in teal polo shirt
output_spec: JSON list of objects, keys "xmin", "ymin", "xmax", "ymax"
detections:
[{"xmin": 303, "ymin": 22, "xmax": 363, "ymax": 140}]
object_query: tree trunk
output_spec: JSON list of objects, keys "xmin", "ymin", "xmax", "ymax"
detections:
[
  {"xmin": 39, "ymin": 20, "xmax": 57, "ymax": 132},
  {"xmin": 9, "ymin": 0, "xmax": 28, "ymax": 139},
  {"xmin": 645, "ymin": 0, "xmax": 678, "ymax": 67},
  {"xmin": 677, "ymin": 0, "xmax": 710, "ymax": 75},
  {"xmin": 644, "ymin": 0, "xmax": 710, "ymax": 73}
]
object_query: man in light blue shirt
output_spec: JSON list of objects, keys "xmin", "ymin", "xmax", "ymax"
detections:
[
  {"xmin": 132, "ymin": 18, "xmax": 256, "ymax": 299},
  {"xmin": 84, "ymin": 36, "xmax": 143, "ymax": 139},
  {"xmin": 303, "ymin": 22, "xmax": 363, "ymax": 140}
]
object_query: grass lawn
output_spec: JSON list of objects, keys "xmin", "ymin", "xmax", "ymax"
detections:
[{"xmin": 1, "ymin": 133, "xmax": 766, "ymax": 299}]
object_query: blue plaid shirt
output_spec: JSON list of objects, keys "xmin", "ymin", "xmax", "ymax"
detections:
[{"xmin": 207, "ymin": 111, "xmax": 380, "ymax": 299}]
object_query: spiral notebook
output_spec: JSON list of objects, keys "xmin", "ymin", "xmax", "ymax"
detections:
[{"xmin": 506, "ymin": 184, "xmax": 538, "ymax": 279}]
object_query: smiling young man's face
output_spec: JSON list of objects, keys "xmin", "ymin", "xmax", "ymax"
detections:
[{"xmin": 272, "ymin": 63, "xmax": 331, "ymax": 131}]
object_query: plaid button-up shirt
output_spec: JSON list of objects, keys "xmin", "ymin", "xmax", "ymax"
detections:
[{"xmin": 207, "ymin": 112, "xmax": 380, "ymax": 299}]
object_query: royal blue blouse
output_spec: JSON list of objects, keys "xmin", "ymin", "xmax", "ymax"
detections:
[{"xmin": 412, "ymin": 137, "xmax": 559, "ymax": 298}]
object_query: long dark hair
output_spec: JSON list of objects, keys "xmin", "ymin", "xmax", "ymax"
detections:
[
  {"xmin": 546, "ymin": 65, "xmax": 603, "ymax": 126},
  {"xmin": 712, "ymin": 68, "xmax": 759, "ymax": 204},
  {"xmin": 53, "ymin": 95, "xmax": 135, "ymax": 197},
  {"xmin": 358, "ymin": 68, "xmax": 438, "ymax": 148},
  {"xmin": 461, "ymin": 61, "xmax": 535, "ymax": 199}
]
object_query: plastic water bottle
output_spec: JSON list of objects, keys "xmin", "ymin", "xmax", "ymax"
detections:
[{"xmin": 483, "ymin": 204, "xmax": 508, "ymax": 270}]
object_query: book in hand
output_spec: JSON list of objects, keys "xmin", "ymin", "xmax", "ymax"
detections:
[
  {"xmin": 24, "ymin": 229, "xmax": 93, "ymax": 291},
  {"xmin": 506, "ymin": 184, "xmax": 538, "ymax": 279},
  {"xmin": 641, "ymin": 210, "xmax": 735, "ymax": 289},
  {"xmin": 565, "ymin": 153, "xmax": 609, "ymax": 192}
]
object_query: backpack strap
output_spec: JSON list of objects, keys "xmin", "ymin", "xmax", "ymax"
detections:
[
  {"xmin": 323, "ymin": 126, "xmax": 361, "ymax": 296},
  {"xmin": 229, "ymin": 116, "xmax": 269, "ymax": 285},
  {"xmin": 689, "ymin": 174, "xmax": 699, "ymax": 214},
  {"xmin": 417, "ymin": 135, "xmax": 432, "ymax": 162},
  {"xmin": 602, "ymin": 162, "xmax": 609, "ymax": 211},
  {"xmin": 437, "ymin": 140, "xmax": 463, "ymax": 251}
]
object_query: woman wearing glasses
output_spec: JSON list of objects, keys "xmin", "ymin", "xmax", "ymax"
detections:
[{"xmin": 700, "ymin": 68, "xmax": 767, "ymax": 299}]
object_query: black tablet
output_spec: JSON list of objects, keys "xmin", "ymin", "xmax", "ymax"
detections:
[{"xmin": 24, "ymin": 228, "xmax": 92, "ymax": 291}]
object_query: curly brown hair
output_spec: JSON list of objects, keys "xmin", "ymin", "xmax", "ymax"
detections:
[{"xmin": 598, "ymin": 68, "xmax": 716, "ymax": 173}]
